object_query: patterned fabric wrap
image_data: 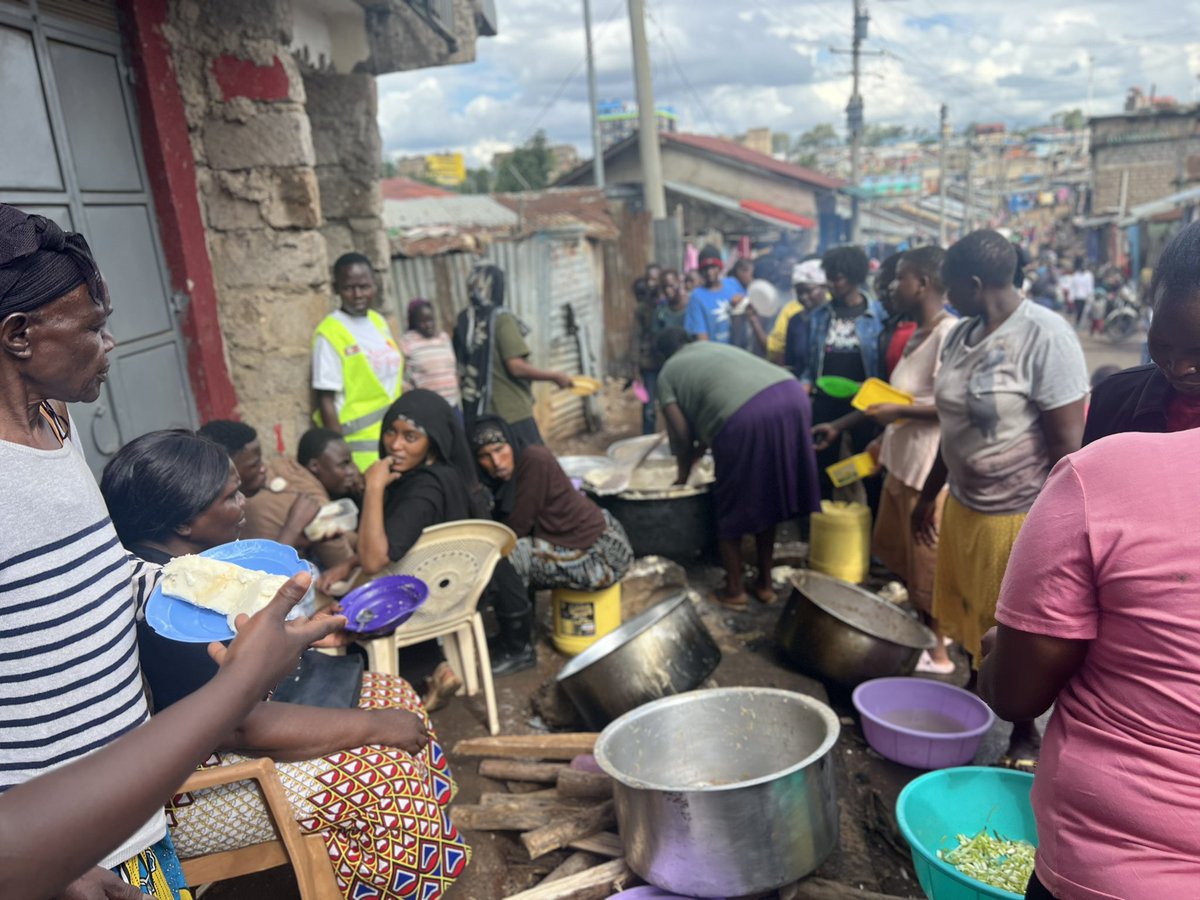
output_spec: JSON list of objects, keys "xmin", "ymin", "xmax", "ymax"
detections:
[
  {"xmin": 167, "ymin": 672, "xmax": 467, "ymax": 900},
  {"xmin": 111, "ymin": 835, "xmax": 194, "ymax": 899},
  {"xmin": 509, "ymin": 509, "xmax": 633, "ymax": 590}
]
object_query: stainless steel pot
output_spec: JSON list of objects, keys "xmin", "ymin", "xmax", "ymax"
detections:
[
  {"xmin": 595, "ymin": 687, "xmax": 841, "ymax": 898},
  {"xmin": 556, "ymin": 591, "xmax": 721, "ymax": 729},
  {"xmin": 775, "ymin": 570, "xmax": 936, "ymax": 688}
]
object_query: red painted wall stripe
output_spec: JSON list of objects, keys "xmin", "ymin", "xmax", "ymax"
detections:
[
  {"xmin": 212, "ymin": 54, "xmax": 291, "ymax": 102},
  {"xmin": 118, "ymin": 0, "xmax": 239, "ymax": 422}
]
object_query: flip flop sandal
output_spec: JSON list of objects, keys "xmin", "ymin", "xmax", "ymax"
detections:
[
  {"xmin": 996, "ymin": 755, "xmax": 1038, "ymax": 774},
  {"xmin": 914, "ymin": 650, "xmax": 956, "ymax": 675}
]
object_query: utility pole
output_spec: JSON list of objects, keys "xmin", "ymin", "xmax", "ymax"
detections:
[
  {"xmin": 831, "ymin": 1, "xmax": 881, "ymax": 244},
  {"xmin": 848, "ymin": 0, "xmax": 866, "ymax": 243},
  {"xmin": 582, "ymin": 0, "xmax": 604, "ymax": 188},
  {"xmin": 963, "ymin": 138, "xmax": 975, "ymax": 235},
  {"xmin": 628, "ymin": 0, "xmax": 666, "ymax": 221},
  {"xmin": 938, "ymin": 103, "xmax": 948, "ymax": 246}
]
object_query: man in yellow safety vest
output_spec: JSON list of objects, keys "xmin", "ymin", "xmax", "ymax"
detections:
[{"xmin": 312, "ymin": 253, "xmax": 405, "ymax": 471}]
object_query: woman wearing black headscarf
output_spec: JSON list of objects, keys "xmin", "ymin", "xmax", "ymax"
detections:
[
  {"xmin": 357, "ymin": 390, "xmax": 534, "ymax": 678},
  {"xmin": 471, "ymin": 416, "xmax": 633, "ymax": 592},
  {"xmin": 452, "ymin": 263, "xmax": 573, "ymax": 448}
]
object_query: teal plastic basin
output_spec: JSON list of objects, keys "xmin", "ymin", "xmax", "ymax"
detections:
[{"xmin": 895, "ymin": 766, "xmax": 1037, "ymax": 899}]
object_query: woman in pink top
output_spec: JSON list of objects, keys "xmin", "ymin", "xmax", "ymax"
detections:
[
  {"xmin": 400, "ymin": 298, "xmax": 461, "ymax": 411},
  {"xmin": 981, "ymin": 228, "xmax": 1200, "ymax": 899}
]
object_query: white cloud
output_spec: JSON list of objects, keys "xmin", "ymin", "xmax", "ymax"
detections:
[{"xmin": 376, "ymin": 0, "xmax": 1200, "ymax": 165}]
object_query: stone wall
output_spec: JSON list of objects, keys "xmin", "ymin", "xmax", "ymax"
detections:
[
  {"xmin": 1091, "ymin": 113, "xmax": 1200, "ymax": 212},
  {"xmin": 303, "ymin": 70, "xmax": 395, "ymax": 316},
  {"xmin": 166, "ymin": 0, "xmax": 331, "ymax": 449}
]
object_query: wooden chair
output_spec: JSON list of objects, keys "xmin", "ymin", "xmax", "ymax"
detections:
[
  {"xmin": 176, "ymin": 758, "xmax": 340, "ymax": 898},
  {"xmin": 358, "ymin": 519, "xmax": 517, "ymax": 736}
]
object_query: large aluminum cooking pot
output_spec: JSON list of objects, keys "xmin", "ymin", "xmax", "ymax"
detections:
[
  {"xmin": 775, "ymin": 570, "xmax": 936, "ymax": 688},
  {"xmin": 556, "ymin": 591, "xmax": 720, "ymax": 729},
  {"xmin": 595, "ymin": 688, "xmax": 840, "ymax": 898}
]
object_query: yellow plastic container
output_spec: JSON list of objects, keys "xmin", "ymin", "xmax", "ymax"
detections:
[
  {"xmin": 851, "ymin": 377, "xmax": 914, "ymax": 412},
  {"xmin": 809, "ymin": 500, "xmax": 872, "ymax": 584},
  {"xmin": 551, "ymin": 583, "xmax": 622, "ymax": 655},
  {"xmin": 825, "ymin": 451, "xmax": 878, "ymax": 488}
]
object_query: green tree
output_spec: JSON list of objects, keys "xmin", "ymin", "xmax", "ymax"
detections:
[
  {"xmin": 493, "ymin": 131, "xmax": 553, "ymax": 193},
  {"xmin": 863, "ymin": 123, "xmax": 907, "ymax": 146},
  {"xmin": 380, "ymin": 157, "xmax": 397, "ymax": 178},
  {"xmin": 794, "ymin": 123, "xmax": 840, "ymax": 152},
  {"xmin": 1055, "ymin": 108, "xmax": 1086, "ymax": 131},
  {"xmin": 457, "ymin": 168, "xmax": 493, "ymax": 194}
]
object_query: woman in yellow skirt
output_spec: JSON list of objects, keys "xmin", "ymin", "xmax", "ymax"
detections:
[{"xmin": 913, "ymin": 231, "xmax": 1088, "ymax": 771}]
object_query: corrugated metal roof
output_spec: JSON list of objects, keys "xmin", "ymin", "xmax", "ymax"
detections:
[
  {"xmin": 386, "ymin": 188, "xmax": 618, "ymax": 257},
  {"xmin": 383, "ymin": 195, "xmax": 518, "ymax": 231},
  {"xmin": 380, "ymin": 177, "xmax": 454, "ymax": 201},
  {"xmin": 665, "ymin": 132, "xmax": 845, "ymax": 190}
]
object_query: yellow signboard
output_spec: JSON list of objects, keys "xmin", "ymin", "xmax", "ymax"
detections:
[{"xmin": 426, "ymin": 153, "xmax": 466, "ymax": 186}]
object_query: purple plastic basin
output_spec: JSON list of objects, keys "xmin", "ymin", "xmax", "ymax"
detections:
[
  {"xmin": 852, "ymin": 677, "xmax": 995, "ymax": 770},
  {"xmin": 339, "ymin": 575, "xmax": 428, "ymax": 635}
]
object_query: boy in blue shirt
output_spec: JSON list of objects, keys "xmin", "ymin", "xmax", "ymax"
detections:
[{"xmin": 684, "ymin": 245, "xmax": 740, "ymax": 344}]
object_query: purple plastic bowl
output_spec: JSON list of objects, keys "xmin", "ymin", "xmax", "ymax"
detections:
[
  {"xmin": 339, "ymin": 575, "xmax": 428, "ymax": 635},
  {"xmin": 852, "ymin": 677, "xmax": 995, "ymax": 770}
]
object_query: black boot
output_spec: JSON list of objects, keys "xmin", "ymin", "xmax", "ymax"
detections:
[{"xmin": 490, "ymin": 606, "xmax": 536, "ymax": 676}]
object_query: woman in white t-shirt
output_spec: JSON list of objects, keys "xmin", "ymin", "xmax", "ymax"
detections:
[
  {"xmin": 311, "ymin": 253, "xmax": 405, "ymax": 470},
  {"xmin": 864, "ymin": 247, "xmax": 957, "ymax": 673}
]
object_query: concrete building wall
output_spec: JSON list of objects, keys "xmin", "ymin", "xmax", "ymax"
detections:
[
  {"xmin": 165, "ymin": 0, "xmax": 331, "ymax": 448},
  {"xmin": 303, "ymin": 70, "xmax": 394, "ymax": 309},
  {"xmin": 1091, "ymin": 114, "xmax": 1200, "ymax": 212}
]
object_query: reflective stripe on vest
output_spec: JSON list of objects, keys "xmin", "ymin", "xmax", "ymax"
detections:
[{"xmin": 312, "ymin": 310, "xmax": 402, "ymax": 471}]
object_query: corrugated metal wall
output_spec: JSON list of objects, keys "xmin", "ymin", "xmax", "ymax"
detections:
[
  {"xmin": 603, "ymin": 203, "xmax": 651, "ymax": 377},
  {"xmin": 390, "ymin": 231, "xmax": 606, "ymax": 440}
]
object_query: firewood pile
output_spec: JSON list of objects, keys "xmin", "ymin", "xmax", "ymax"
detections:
[{"xmin": 452, "ymin": 734, "xmax": 915, "ymax": 900}]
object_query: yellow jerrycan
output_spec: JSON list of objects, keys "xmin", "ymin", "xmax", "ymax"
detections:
[{"xmin": 808, "ymin": 500, "xmax": 871, "ymax": 584}]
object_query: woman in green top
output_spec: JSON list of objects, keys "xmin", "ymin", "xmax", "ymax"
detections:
[
  {"xmin": 655, "ymin": 329, "xmax": 821, "ymax": 609},
  {"xmin": 452, "ymin": 264, "xmax": 573, "ymax": 449}
]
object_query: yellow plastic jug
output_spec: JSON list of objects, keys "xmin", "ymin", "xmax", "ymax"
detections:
[
  {"xmin": 551, "ymin": 583, "xmax": 622, "ymax": 656},
  {"xmin": 809, "ymin": 500, "xmax": 872, "ymax": 584}
]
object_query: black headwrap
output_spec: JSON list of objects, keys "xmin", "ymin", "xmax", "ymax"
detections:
[
  {"xmin": 470, "ymin": 415, "xmax": 521, "ymax": 519},
  {"xmin": 380, "ymin": 389, "xmax": 489, "ymax": 517},
  {"xmin": 0, "ymin": 204, "xmax": 105, "ymax": 316}
]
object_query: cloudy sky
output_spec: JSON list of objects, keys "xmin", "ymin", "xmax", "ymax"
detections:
[{"xmin": 377, "ymin": 0, "xmax": 1200, "ymax": 168}]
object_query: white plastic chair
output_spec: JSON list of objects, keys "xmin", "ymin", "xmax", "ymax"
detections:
[{"xmin": 358, "ymin": 519, "xmax": 516, "ymax": 736}]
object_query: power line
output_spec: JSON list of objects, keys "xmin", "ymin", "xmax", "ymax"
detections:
[{"xmin": 644, "ymin": 3, "xmax": 722, "ymax": 134}]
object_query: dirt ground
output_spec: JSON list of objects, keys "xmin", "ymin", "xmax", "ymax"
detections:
[{"xmin": 200, "ymin": 377, "xmax": 1057, "ymax": 899}]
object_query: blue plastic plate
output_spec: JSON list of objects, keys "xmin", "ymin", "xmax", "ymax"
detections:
[
  {"xmin": 144, "ymin": 539, "xmax": 315, "ymax": 643},
  {"xmin": 339, "ymin": 575, "xmax": 428, "ymax": 635}
]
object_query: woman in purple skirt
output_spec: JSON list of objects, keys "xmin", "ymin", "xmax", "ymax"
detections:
[{"xmin": 655, "ymin": 328, "xmax": 821, "ymax": 609}]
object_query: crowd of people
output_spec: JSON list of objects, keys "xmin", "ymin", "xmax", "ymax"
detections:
[
  {"xmin": 6, "ymin": 184, "xmax": 1200, "ymax": 900},
  {"xmin": 631, "ymin": 221, "xmax": 1200, "ymax": 898}
]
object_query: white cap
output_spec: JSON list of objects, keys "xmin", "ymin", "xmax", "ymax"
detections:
[{"xmin": 792, "ymin": 259, "xmax": 826, "ymax": 285}]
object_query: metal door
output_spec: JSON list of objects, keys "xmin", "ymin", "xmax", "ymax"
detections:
[{"xmin": 0, "ymin": 0, "xmax": 197, "ymax": 474}]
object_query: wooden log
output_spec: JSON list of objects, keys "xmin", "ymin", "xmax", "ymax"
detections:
[
  {"xmin": 453, "ymin": 804, "xmax": 557, "ymax": 831},
  {"xmin": 504, "ymin": 858, "xmax": 631, "ymax": 900},
  {"xmin": 779, "ymin": 877, "xmax": 916, "ymax": 900},
  {"xmin": 540, "ymin": 851, "xmax": 604, "ymax": 885},
  {"xmin": 480, "ymin": 789, "xmax": 559, "ymax": 806},
  {"xmin": 509, "ymin": 780, "xmax": 552, "ymax": 794},
  {"xmin": 478, "ymin": 758, "xmax": 569, "ymax": 783},
  {"xmin": 566, "ymin": 832, "xmax": 622, "ymax": 858},
  {"xmin": 521, "ymin": 801, "xmax": 617, "ymax": 860},
  {"xmin": 454, "ymin": 733, "xmax": 598, "ymax": 760},
  {"xmin": 556, "ymin": 769, "xmax": 612, "ymax": 801}
]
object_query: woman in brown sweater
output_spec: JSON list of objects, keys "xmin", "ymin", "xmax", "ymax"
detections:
[{"xmin": 471, "ymin": 416, "xmax": 633, "ymax": 592}]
